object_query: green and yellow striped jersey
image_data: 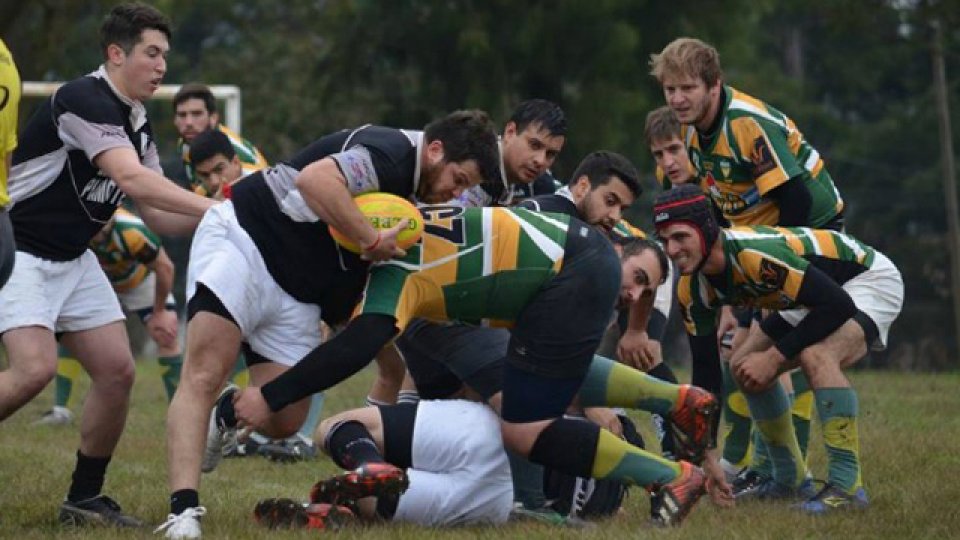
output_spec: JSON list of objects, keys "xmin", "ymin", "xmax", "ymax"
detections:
[
  {"xmin": 90, "ymin": 208, "xmax": 161, "ymax": 292},
  {"xmin": 678, "ymin": 226, "xmax": 874, "ymax": 336},
  {"xmin": 359, "ymin": 206, "xmax": 575, "ymax": 330},
  {"xmin": 683, "ymin": 86, "xmax": 843, "ymax": 227},
  {"xmin": 179, "ymin": 124, "xmax": 268, "ymax": 197}
]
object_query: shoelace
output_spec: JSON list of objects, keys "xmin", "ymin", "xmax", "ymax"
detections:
[{"xmin": 154, "ymin": 507, "xmax": 207, "ymax": 534}]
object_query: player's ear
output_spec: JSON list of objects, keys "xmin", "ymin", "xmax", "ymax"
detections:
[
  {"xmin": 425, "ymin": 139, "xmax": 445, "ymax": 165},
  {"xmin": 210, "ymin": 112, "xmax": 220, "ymax": 127},
  {"xmin": 571, "ymin": 175, "xmax": 591, "ymax": 198}
]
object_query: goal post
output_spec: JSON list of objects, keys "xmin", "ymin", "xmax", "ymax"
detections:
[{"xmin": 21, "ymin": 82, "xmax": 243, "ymax": 133}]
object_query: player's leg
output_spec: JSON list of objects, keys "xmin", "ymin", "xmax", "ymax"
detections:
[
  {"xmin": 32, "ymin": 344, "xmax": 83, "ymax": 425},
  {"xmin": 126, "ymin": 275, "xmax": 183, "ymax": 403},
  {"xmin": 366, "ymin": 344, "xmax": 404, "ymax": 406}
]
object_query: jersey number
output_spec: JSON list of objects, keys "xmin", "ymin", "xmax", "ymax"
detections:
[{"xmin": 421, "ymin": 205, "xmax": 466, "ymax": 245}]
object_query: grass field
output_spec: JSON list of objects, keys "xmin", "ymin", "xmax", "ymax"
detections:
[{"xmin": 1, "ymin": 362, "xmax": 959, "ymax": 539}]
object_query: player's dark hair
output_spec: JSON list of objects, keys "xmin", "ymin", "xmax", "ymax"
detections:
[
  {"xmin": 189, "ymin": 129, "xmax": 235, "ymax": 164},
  {"xmin": 100, "ymin": 2, "xmax": 171, "ymax": 57},
  {"xmin": 424, "ymin": 109, "xmax": 501, "ymax": 189},
  {"xmin": 173, "ymin": 83, "xmax": 217, "ymax": 114},
  {"xmin": 508, "ymin": 99, "xmax": 568, "ymax": 137},
  {"xmin": 611, "ymin": 236, "xmax": 669, "ymax": 284},
  {"xmin": 568, "ymin": 151, "xmax": 642, "ymax": 199}
]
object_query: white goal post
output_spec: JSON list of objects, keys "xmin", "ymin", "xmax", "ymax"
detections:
[{"xmin": 22, "ymin": 82, "xmax": 243, "ymax": 134}]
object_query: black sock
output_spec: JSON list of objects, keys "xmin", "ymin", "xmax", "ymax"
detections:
[
  {"xmin": 647, "ymin": 362, "xmax": 678, "ymax": 383},
  {"xmin": 324, "ymin": 420, "xmax": 384, "ymax": 469},
  {"xmin": 528, "ymin": 418, "xmax": 600, "ymax": 478},
  {"xmin": 171, "ymin": 489, "xmax": 200, "ymax": 515},
  {"xmin": 67, "ymin": 451, "xmax": 111, "ymax": 502},
  {"xmin": 216, "ymin": 388, "xmax": 238, "ymax": 429}
]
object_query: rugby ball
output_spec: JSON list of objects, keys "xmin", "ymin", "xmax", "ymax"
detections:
[{"xmin": 329, "ymin": 192, "xmax": 424, "ymax": 253}]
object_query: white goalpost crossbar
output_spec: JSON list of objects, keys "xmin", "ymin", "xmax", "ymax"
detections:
[{"xmin": 22, "ymin": 82, "xmax": 243, "ymax": 134}]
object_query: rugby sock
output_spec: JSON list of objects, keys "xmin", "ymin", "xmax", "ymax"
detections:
[
  {"xmin": 528, "ymin": 418, "xmax": 680, "ymax": 488},
  {"xmin": 297, "ymin": 392, "xmax": 326, "ymax": 440},
  {"xmin": 324, "ymin": 420, "xmax": 384, "ymax": 469},
  {"xmin": 396, "ymin": 390, "xmax": 420, "ymax": 405},
  {"xmin": 749, "ymin": 428, "xmax": 773, "ymax": 477},
  {"xmin": 815, "ymin": 387, "xmax": 862, "ymax": 493},
  {"xmin": 647, "ymin": 363, "xmax": 679, "ymax": 457},
  {"xmin": 55, "ymin": 352, "xmax": 83, "ymax": 409},
  {"xmin": 743, "ymin": 382, "xmax": 806, "ymax": 488},
  {"xmin": 230, "ymin": 354, "xmax": 249, "ymax": 388},
  {"xmin": 365, "ymin": 395, "xmax": 391, "ymax": 407},
  {"xmin": 507, "ymin": 449, "xmax": 547, "ymax": 509},
  {"xmin": 790, "ymin": 369, "xmax": 813, "ymax": 460},
  {"xmin": 67, "ymin": 451, "xmax": 110, "ymax": 502},
  {"xmin": 721, "ymin": 362, "xmax": 753, "ymax": 468},
  {"xmin": 171, "ymin": 489, "xmax": 200, "ymax": 515},
  {"xmin": 578, "ymin": 355, "xmax": 679, "ymax": 415},
  {"xmin": 158, "ymin": 354, "xmax": 182, "ymax": 402}
]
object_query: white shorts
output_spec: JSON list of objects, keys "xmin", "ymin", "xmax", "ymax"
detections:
[
  {"xmin": 0, "ymin": 250, "xmax": 124, "ymax": 334},
  {"xmin": 393, "ymin": 400, "xmax": 513, "ymax": 526},
  {"xmin": 116, "ymin": 272, "xmax": 176, "ymax": 316},
  {"xmin": 187, "ymin": 201, "xmax": 321, "ymax": 366},
  {"xmin": 779, "ymin": 251, "xmax": 903, "ymax": 350}
]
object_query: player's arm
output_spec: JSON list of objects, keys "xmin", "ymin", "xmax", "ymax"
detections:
[
  {"xmin": 617, "ymin": 291, "xmax": 657, "ymax": 370},
  {"xmin": 766, "ymin": 177, "xmax": 812, "ymax": 226},
  {"xmin": 294, "ymin": 157, "xmax": 403, "ymax": 260},
  {"xmin": 94, "ymin": 147, "xmax": 213, "ymax": 234},
  {"xmin": 144, "ymin": 247, "xmax": 175, "ymax": 315},
  {"xmin": 680, "ymin": 283, "xmax": 724, "ymax": 399},
  {"xmin": 764, "ymin": 264, "xmax": 857, "ymax": 364},
  {"xmin": 259, "ymin": 313, "xmax": 400, "ymax": 412}
]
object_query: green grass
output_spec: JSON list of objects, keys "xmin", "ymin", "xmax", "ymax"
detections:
[{"xmin": 1, "ymin": 363, "xmax": 959, "ymax": 539}]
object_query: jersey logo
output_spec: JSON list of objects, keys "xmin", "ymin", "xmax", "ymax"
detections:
[
  {"xmin": 758, "ymin": 258, "xmax": 788, "ymax": 288},
  {"xmin": 751, "ymin": 136, "xmax": 777, "ymax": 176}
]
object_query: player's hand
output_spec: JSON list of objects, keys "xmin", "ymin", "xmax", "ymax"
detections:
[
  {"xmin": 233, "ymin": 387, "xmax": 272, "ymax": 431},
  {"xmin": 617, "ymin": 329, "xmax": 660, "ymax": 371},
  {"xmin": 732, "ymin": 350, "xmax": 782, "ymax": 393},
  {"xmin": 361, "ymin": 218, "xmax": 409, "ymax": 262},
  {"xmin": 702, "ymin": 449, "xmax": 735, "ymax": 508},
  {"xmin": 584, "ymin": 407, "xmax": 623, "ymax": 437},
  {"xmin": 146, "ymin": 309, "xmax": 178, "ymax": 349}
]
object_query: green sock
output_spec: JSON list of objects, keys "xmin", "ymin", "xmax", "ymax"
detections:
[
  {"xmin": 750, "ymin": 428, "xmax": 773, "ymax": 477},
  {"xmin": 744, "ymin": 382, "xmax": 806, "ymax": 487},
  {"xmin": 230, "ymin": 353, "xmax": 249, "ymax": 388},
  {"xmin": 721, "ymin": 362, "xmax": 753, "ymax": 468},
  {"xmin": 790, "ymin": 370, "xmax": 813, "ymax": 461},
  {"xmin": 815, "ymin": 387, "xmax": 862, "ymax": 492},
  {"xmin": 578, "ymin": 355, "xmax": 680, "ymax": 415},
  {"xmin": 55, "ymin": 350, "xmax": 83, "ymax": 409},
  {"xmin": 158, "ymin": 355, "xmax": 183, "ymax": 402}
]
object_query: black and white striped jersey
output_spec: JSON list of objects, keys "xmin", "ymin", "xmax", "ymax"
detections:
[
  {"xmin": 8, "ymin": 67, "xmax": 162, "ymax": 261},
  {"xmin": 230, "ymin": 125, "xmax": 421, "ymax": 322}
]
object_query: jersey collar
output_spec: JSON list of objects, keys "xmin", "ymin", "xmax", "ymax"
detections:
[{"xmin": 93, "ymin": 65, "xmax": 148, "ymax": 132}]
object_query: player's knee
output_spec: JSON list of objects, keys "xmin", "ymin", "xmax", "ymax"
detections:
[{"xmin": 15, "ymin": 358, "xmax": 58, "ymax": 397}]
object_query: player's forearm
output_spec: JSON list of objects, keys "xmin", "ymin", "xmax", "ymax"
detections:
[
  {"xmin": 773, "ymin": 268, "xmax": 856, "ymax": 359},
  {"xmin": 149, "ymin": 249, "xmax": 175, "ymax": 313},
  {"xmin": 295, "ymin": 159, "xmax": 379, "ymax": 248},
  {"xmin": 119, "ymin": 168, "xmax": 212, "ymax": 216},
  {"xmin": 260, "ymin": 313, "xmax": 399, "ymax": 412},
  {"xmin": 627, "ymin": 293, "xmax": 654, "ymax": 333},
  {"xmin": 136, "ymin": 203, "xmax": 205, "ymax": 236}
]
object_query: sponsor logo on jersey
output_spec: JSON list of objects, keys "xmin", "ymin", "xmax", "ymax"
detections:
[
  {"xmin": 751, "ymin": 136, "xmax": 777, "ymax": 176},
  {"xmin": 80, "ymin": 174, "xmax": 124, "ymax": 206},
  {"xmin": 758, "ymin": 258, "xmax": 788, "ymax": 288},
  {"xmin": 720, "ymin": 159, "xmax": 731, "ymax": 179}
]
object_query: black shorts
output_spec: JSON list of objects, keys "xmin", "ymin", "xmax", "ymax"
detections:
[
  {"xmin": 397, "ymin": 319, "xmax": 507, "ymax": 400},
  {"xmin": 502, "ymin": 224, "xmax": 620, "ymax": 422},
  {"xmin": 0, "ymin": 210, "xmax": 14, "ymax": 290}
]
